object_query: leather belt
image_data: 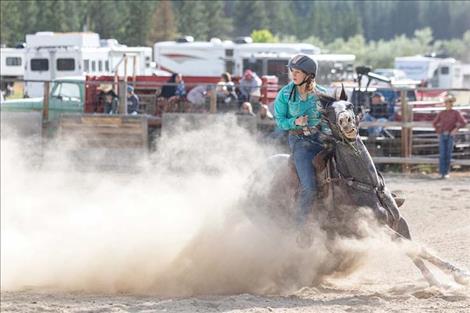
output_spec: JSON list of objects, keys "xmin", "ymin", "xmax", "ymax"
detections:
[
  {"xmin": 289, "ymin": 129, "xmax": 305, "ymax": 135},
  {"xmin": 289, "ymin": 127, "xmax": 319, "ymax": 136}
]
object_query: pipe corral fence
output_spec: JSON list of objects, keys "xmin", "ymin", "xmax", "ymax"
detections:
[{"xmin": 1, "ymin": 77, "xmax": 469, "ymax": 172}]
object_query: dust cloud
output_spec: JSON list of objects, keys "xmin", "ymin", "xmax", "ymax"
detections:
[{"xmin": 1, "ymin": 115, "xmax": 414, "ymax": 296}]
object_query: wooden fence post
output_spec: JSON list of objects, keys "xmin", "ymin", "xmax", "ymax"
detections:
[
  {"xmin": 209, "ymin": 84, "xmax": 217, "ymax": 113},
  {"xmin": 118, "ymin": 80, "xmax": 127, "ymax": 114},
  {"xmin": 42, "ymin": 81, "xmax": 50, "ymax": 122},
  {"xmin": 400, "ymin": 89, "xmax": 412, "ymax": 173}
]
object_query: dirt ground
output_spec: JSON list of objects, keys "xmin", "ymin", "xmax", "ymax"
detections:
[{"xmin": 1, "ymin": 172, "xmax": 469, "ymax": 313}]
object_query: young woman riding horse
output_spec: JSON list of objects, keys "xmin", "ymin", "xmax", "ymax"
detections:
[{"xmin": 273, "ymin": 54, "xmax": 328, "ymax": 229}]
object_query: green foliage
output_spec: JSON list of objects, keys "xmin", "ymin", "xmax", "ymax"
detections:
[
  {"xmin": 1, "ymin": 0, "xmax": 469, "ymax": 70},
  {"xmin": 251, "ymin": 29, "xmax": 276, "ymax": 43},
  {"xmin": 177, "ymin": 1, "xmax": 209, "ymax": 40},
  {"xmin": 202, "ymin": 1, "xmax": 232, "ymax": 40},
  {"xmin": 233, "ymin": 1, "xmax": 269, "ymax": 36},
  {"xmin": 148, "ymin": 0, "xmax": 177, "ymax": 43}
]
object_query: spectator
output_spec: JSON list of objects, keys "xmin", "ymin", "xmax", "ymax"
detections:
[
  {"xmin": 159, "ymin": 73, "xmax": 186, "ymax": 112},
  {"xmin": 237, "ymin": 101, "xmax": 255, "ymax": 117},
  {"xmin": 432, "ymin": 94, "xmax": 467, "ymax": 179},
  {"xmin": 161, "ymin": 73, "xmax": 178, "ymax": 98},
  {"xmin": 104, "ymin": 92, "xmax": 119, "ymax": 114},
  {"xmin": 187, "ymin": 84, "xmax": 213, "ymax": 111},
  {"xmin": 96, "ymin": 84, "xmax": 118, "ymax": 114},
  {"xmin": 239, "ymin": 69, "xmax": 262, "ymax": 104},
  {"xmin": 362, "ymin": 92, "xmax": 393, "ymax": 137},
  {"xmin": 127, "ymin": 85, "xmax": 140, "ymax": 114},
  {"xmin": 216, "ymin": 72, "xmax": 238, "ymax": 111},
  {"xmin": 257, "ymin": 104, "xmax": 273, "ymax": 120}
]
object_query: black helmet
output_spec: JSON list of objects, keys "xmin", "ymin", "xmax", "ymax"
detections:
[{"xmin": 287, "ymin": 54, "xmax": 318, "ymax": 77}]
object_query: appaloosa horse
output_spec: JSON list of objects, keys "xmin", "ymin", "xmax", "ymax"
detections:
[{"xmin": 245, "ymin": 88, "xmax": 469, "ymax": 287}]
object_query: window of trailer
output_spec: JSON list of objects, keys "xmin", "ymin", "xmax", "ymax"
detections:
[
  {"xmin": 57, "ymin": 58, "xmax": 75, "ymax": 71},
  {"xmin": 31, "ymin": 58, "xmax": 49, "ymax": 71}
]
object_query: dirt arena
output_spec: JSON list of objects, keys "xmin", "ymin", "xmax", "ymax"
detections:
[{"xmin": 1, "ymin": 123, "xmax": 469, "ymax": 313}]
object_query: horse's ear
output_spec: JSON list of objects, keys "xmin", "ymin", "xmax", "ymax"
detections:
[{"xmin": 339, "ymin": 83, "xmax": 348, "ymax": 101}]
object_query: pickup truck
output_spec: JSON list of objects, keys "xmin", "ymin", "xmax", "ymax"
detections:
[{"xmin": 1, "ymin": 76, "xmax": 84, "ymax": 122}]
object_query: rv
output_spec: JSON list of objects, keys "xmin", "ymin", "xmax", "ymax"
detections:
[
  {"xmin": 23, "ymin": 32, "xmax": 153, "ymax": 97},
  {"xmin": 0, "ymin": 47, "xmax": 25, "ymax": 79},
  {"xmin": 395, "ymin": 55, "xmax": 465, "ymax": 89},
  {"xmin": 0, "ymin": 47, "xmax": 26, "ymax": 95},
  {"xmin": 153, "ymin": 39, "xmax": 354, "ymax": 85}
]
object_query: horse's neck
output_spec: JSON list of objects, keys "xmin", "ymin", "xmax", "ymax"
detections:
[{"xmin": 334, "ymin": 137, "xmax": 380, "ymax": 187}]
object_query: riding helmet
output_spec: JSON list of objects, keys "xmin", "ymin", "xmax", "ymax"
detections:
[{"xmin": 287, "ymin": 54, "xmax": 318, "ymax": 77}]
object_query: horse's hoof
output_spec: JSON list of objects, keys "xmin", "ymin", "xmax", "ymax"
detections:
[{"xmin": 453, "ymin": 270, "xmax": 470, "ymax": 285}]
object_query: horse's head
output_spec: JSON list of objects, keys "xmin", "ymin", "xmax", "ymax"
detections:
[{"xmin": 319, "ymin": 86, "xmax": 358, "ymax": 141}]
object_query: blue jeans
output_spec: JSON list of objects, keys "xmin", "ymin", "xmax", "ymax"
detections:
[
  {"xmin": 439, "ymin": 134, "xmax": 454, "ymax": 176},
  {"xmin": 288, "ymin": 133, "xmax": 323, "ymax": 226},
  {"xmin": 363, "ymin": 113, "xmax": 387, "ymax": 137}
]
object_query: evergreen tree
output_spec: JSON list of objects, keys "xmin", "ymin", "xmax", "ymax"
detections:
[
  {"xmin": 35, "ymin": 0, "xmax": 68, "ymax": 32},
  {"xmin": 19, "ymin": 1, "xmax": 39, "ymax": 40},
  {"xmin": 0, "ymin": 1, "xmax": 21, "ymax": 45},
  {"xmin": 124, "ymin": 1, "xmax": 154, "ymax": 46},
  {"xmin": 149, "ymin": 0, "xmax": 178, "ymax": 43},
  {"xmin": 233, "ymin": 0, "xmax": 269, "ymax": 37},
  {"xmin": 264, "ymin": 1, "xmax": 295, "ymax": 37},
  {"xmin": 177, "ymin": 1, "xmax": 209, "ymax": 40},
  {"xmin": 202, "ymin": 0, "xmax": 232, "ymax": 40},
  {"xmin": 86, "ymin": 0, "xmax": 128, "ymax": 42},
  {"xmin": 391, "ymin": 0, "xmax": 420, "ymax": 38}
]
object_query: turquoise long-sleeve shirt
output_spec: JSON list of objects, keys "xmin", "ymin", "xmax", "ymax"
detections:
[{"xmin": 274, "ymin": 82, "xmax": 327, "ymax": 131}]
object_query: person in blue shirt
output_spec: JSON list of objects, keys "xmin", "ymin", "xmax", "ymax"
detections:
[
  {"xmin": 127, "ymin": 85, "xmax": 140, "ymax": 114},
  {"xmin": 274, "ymin": 54, "xmax": 327, "ymax": 232}
]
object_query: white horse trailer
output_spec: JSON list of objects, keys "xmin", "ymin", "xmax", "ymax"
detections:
[
  {"xmin": 0, "ymin": 48, "xmax": 25, "ymax": 78},
  {"xmin": 153, "ymin": 40, "xmax": 321, "ymax": 77},
  {"xmin": 0, "ymin": 47, "xmax": 26, "ymax": 96},
  {"xmin": 153, "ymin": 39, "xmax": 354, "ymax": 85},
  {"xmin": 395, "ymin": 55, "xmax": 464, "ymax": 89},
  {"xmin": 23, "ymin": 32, "xmax": 154, "ymax": 97}
]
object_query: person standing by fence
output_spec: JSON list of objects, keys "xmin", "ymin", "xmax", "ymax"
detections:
[{"xmin": 432, "ymin": 94, "xmax": 467, "ymax": 179}]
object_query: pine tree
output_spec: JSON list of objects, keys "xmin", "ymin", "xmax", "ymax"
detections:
[
  {"xmin": 35, "ymin": 0, "xmax": 68, "ymax": 32},
  {"xmin": 233, "ymin": 0, "xmax": 269, "ymax": 37},
  {"xmin": 87, "ymin": 0, "xmax": 128, "ymax": 42},
  {"xmin": 177, "ymin": 1, "xmax": 209, "ymax": 41},
  {"xmin": 202, "ymin": 0, "xmax": 232, "ymax": 40},
  {"xmin": 264, "ymin": 1, "xmax": 295, "ymax": 37},
  {"xmin": 124, "ymin": 1, "xmax": 154, "ymax": 46},
  {"xmin": 148, "ymin": 0, "xmax": 177, "ymax": 43},
  {"xmin": 0, "ymin": 1, "xmax": 22, "ymax": 45}
]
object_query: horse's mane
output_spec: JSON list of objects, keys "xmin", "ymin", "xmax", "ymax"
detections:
[{"xmin": 315, "ymin": 85, "xmax": 348, "ymax": 109}]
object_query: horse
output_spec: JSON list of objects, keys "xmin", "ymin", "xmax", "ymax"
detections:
[{"xmin": 244, "ymin": 87, "xmax": 469, "ymax": 287}]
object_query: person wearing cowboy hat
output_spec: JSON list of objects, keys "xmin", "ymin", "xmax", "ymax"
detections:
[
  {"xmin": 432, "ymin": 94, "xmax": 467, "ymax": 179},
  {"xmin": 96, "ymin": 83, "xmax": 119, "ymax": 114}
]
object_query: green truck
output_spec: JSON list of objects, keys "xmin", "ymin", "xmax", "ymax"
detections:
[{"xmin": 1, "ymin": 77, "xmax": 85, "ymax": 122}]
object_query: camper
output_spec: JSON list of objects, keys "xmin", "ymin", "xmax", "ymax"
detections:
[
  {"xmin": 153, "ymin": 39, "xmax": 354, "ymax": 85},
  {"xmin": 23, "ymin": 32, "xmax": 153, "ymax": 97},
  {"xmin": 395, "ymin": 55, "xmax": 464, "ymax": 89},
  {"xmin": 154, "ymin": 39, "xmax": 320, "ymax": 77},
  {"xmin": 0, "ymin": 47, "xmax": 25, "ymax": 79},
  {"xmin": 0, "ymin": 47, "xmax": 26, "ymax": 96}
]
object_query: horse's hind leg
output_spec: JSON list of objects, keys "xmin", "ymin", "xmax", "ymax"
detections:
[
  {"xmin": 418, "ymin": 248, "xmax": 470, "ymax": 285},
  {"xmin": 412, "ymin": 257, "xmax": 443, "ymax": 287},
  {"xmin": 388, "ymin": 220, "xmax": 470, "ymax": 286},
  {"xmin": 386, "ymin": 223, "xmax": 442, "ymax": 287}
]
